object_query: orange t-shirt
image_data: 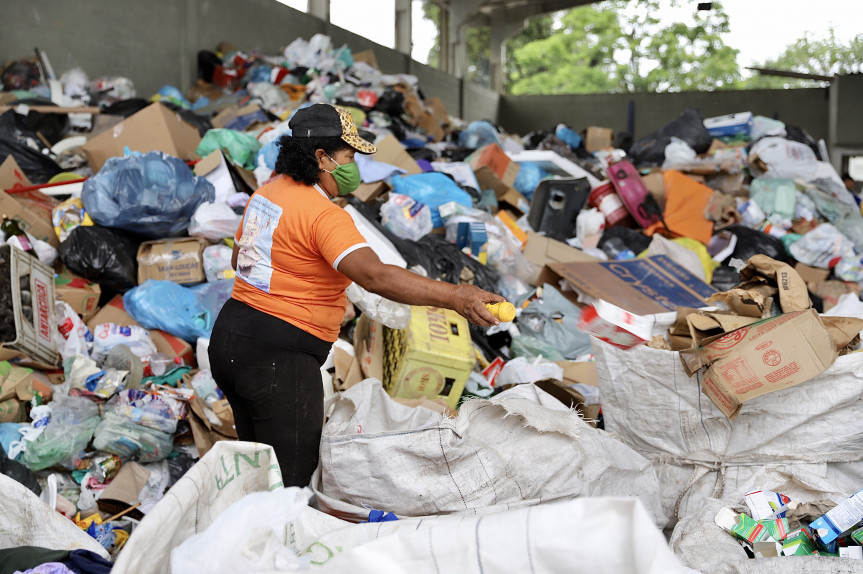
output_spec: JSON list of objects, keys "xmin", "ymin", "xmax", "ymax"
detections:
[{"xmin": 232, "ymin": 176, "xmax": 369, "ymax": 342}]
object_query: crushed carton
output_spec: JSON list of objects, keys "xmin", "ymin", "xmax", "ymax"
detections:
[
  {"xmin": 782, "ymin": 529, "xmax": 817, "ymax": 556},
  {"xmin": 810, "ymin": 489, "xmax": 863, "ymax": 547},
  {"xmin": 0, "ymin": 156, "xmax": 60, "ymax": 247},
  {"xmin": 137, "ymin": 237, "xmax": 208, "ymax": 285},
  {"xmin": 715, "ymin": 507, "xmax": 776, "ymax": 545},
  {"xmin": 680, "ymin": 309, "xmax": 843, "ymax": 419},
  {"xmin": 745, "ymin": 490, "xmax": 792, "ymax": 520}
]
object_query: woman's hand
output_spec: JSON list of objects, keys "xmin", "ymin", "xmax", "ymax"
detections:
[{"xmin": 449, "ymin": 284, "xmax": 506, "ymax": 327}]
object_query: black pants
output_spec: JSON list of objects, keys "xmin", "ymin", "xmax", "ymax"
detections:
[{"xmin": 209, "ymin": 298, "xmax": 332, "ymax": 487}]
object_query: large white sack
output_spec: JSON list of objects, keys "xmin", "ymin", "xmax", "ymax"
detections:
[
  {"xmin": 0, "ymin": 473, "xmax": 109, "ymax": 558},
  {"xmin": 670, "ymin": 464, "xmax": 863, "ymax": 574},
  {"xmin": 593, "ymin": 340, "xmax": 863, "ymax": 465},
  {"xmin": 313, "ymin": 379, "xmax": 666, "ymax": 526},
  {"xmin": 113, "ymin": 441, "xmax": 283, "ymax": 574},
  {"xmin": 172, "ymin": 487, "xmax": 691, "ymax": 574}
]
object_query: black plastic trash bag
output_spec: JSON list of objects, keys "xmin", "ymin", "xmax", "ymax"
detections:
[
  {"xmin": 81, "ymin": 151, "xmax": 215, "ymax": 239},
  {"xmin": 0, "ymin": 111, "xmax": 62, "ymax": 184},
  {"xmin": 629, "ymin": 108, "xmax": 713, "ymax": 167},
  {"xmin": 0, "ymin": 444, "xmax": 40, "ymax": 496},
  {"xmin": 59, "ymin": 226, "xmax": 140, "ymax": 292},
  {"xmin": 725, "ymin": 224, "xmax": 790, "ymax": 264}
]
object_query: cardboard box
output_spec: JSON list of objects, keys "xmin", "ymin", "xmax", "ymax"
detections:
[
  {"xmin": 137, "ymin": 237, "xmax": 208, "ymax": 285},
  {"xmin": 354, "ymin": 313, "xmax": 384, "ymax": 382},
  {"xmin": 468, "ymin": 144, "xmax": 520, "ymax": 188},
  {"xmin": 473, "ymin": 166, "xmax": 529, "ymax": 215},
  {"xmin": 353, "ymin": 134, "xmax": 422, "ymax": 203},
  {"xmin": 542, "ymin": 255, "xmax": 716, "ymax": 314},
  {"xmin": 524, "ymin": 232, "xmax": 597, "ymax": 267},
  {"xmin": 680, "ymin": 310, "xmax": 837, "ymax": 419},
  {"xmin": 212, "ymin": 103, "xmax": 268, "ymax": 131},
  {"xmin": 86, "ymin": 295, "xmax": 195, "ymax": 367},
  {"xmin": 794, "ymin": 263, "xmax": 831, "ymax": 286},
  {"xmin": 0, "ymin": 361, "xmax": 35, "ymax": 402},
  {"xmin": 194, "ymin": 150, "xmax": 257, "ymax": 201},
  {"xmin": 352, "ymin": 49, "xmax": 379, "ymax": 70},
  {"xmin": 0, "ymin": 398, "xmax": 25, "ymax": 422},
  {"xmin": 582, "ymin": 127, "xmax": 613, "ymax": 153},
  {"xmin": 55, "ymin": 269, "xmax": 101, "ymax": 322},
  {"xmin": 82, "ymin": 102, "xmax": 202, "ymax": 173},
  {"xmin": 0, "ymin": 156, "xmax": 60, "ymax": 247}
]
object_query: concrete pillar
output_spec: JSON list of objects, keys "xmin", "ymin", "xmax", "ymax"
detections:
[
  {"xmin": 439, "ymin": 4, "xmax": 449, "ymax": 71},
  {"xmin": 489, "ymin": 9, "xmax": 527, "ymax": 93},
  {"xmin": 395, "ymin": 0, "xmax": 412, "ymax": 55},
  {"xmin": 308, "ymin": 0, "xmax": 329, "ymax": 21},
  {"xmin": 445, "ymin": 0, "xmax": 484, "ymax": 78}
]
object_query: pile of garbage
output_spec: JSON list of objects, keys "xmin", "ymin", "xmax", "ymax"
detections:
[{"xmin": 2, "ymin": 32, "xmax": 863, "ymax": 572}]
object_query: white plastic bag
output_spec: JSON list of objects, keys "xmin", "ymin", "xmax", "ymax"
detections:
[
  {"xmin": 90, "ymin": 323, "xmax": 158, "ymax": 364},
  {"xmin": 788, "ymin": 223, "xmax": 855, "ymax": 268},
  {"xmin": 170, "ymin": 487, "xmax": 311, "ymax": 573},
  {"xmin": 496, "ymin": 355, "xmax": 564, "ymax": 386},
  {"xmin": 749, "ymin": 136, "xmax": 818, "ymax": 180},
  {"xmin": 54, "ymin": 301, "xmax": 93, "ymax": 360},
  {"xmin": 189, "ymin": 202, "xmax": 242, "ymax": 241}
]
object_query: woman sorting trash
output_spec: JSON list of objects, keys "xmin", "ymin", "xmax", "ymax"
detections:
[{"xmin": 209, "ymin": 104, "xmax": 504, "ymax": 486}]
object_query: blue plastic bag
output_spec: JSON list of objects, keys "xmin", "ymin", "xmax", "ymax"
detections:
[
  {"xmin": 513, "ymin": 163, "xmax": 549, "ymax": 200},
  {"xmin": 390, "ymin": 173, "xmax": 473, "ymax": 227},
  {"xmin": 124, "ymin": 279, "xmax": 234, "ymax": 342},
  {"xmin": 555, "ymin": 124, "xmax": 582, "ymax": 150},
  {"xmin": 82, "ymin": 151, "xmax": 215, "ymax": 238},
  {"xmin": 458, "ymin": 121, "xmax": 500, "ymax": 149}
]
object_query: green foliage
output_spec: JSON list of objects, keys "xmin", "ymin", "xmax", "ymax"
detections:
[
  {"xmin": 742, "ymin": 28, "xmax": 863, "ymax": 89},
  {"xmin": 507, "ymin": 0, "xmax": 741, "ymax": 95}
]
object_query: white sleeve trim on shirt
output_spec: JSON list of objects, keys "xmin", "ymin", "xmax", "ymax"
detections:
[{"xmin": 333, "ymin": 242, "xmax": 371, "ymax": 270}]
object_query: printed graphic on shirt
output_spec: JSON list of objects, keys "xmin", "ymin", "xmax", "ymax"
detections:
[{"xmin": 236, "ymin": 195, "xmax": 282, "ymax": 293}]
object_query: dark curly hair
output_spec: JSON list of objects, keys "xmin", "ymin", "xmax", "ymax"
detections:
[{"xmin": 274, "ymin": 135, "xmax": 351, "ymax": 186}]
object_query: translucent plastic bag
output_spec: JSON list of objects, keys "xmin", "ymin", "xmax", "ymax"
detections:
[
  {"xmin": 188, "ymin": 202, "xmax": 242, "ymax": 241},
  {"xmin": 105, "ymin": 388, "xmax": 185, "ymax": 434},
  {"xmin": 391, "ymin": 173, "xmax": 473, "ymax": 228},
  {"xmin": 750, "ymin": 178, "xmax": 797, "ymax": 220},
  {"xmin": 123, "ymin": 279, "xmax": 233, "ymax": 343},
  {"xmin": 345, "ymin": 282, "xmax": 410, "ymax": 329},
  {"xmin": 788, "ymin": 223, "xmax": 856, "ymax": 268},
  {"xmin": 516, "ymin": 284, "xmax": 592, "ymax": 360},
  {"xmin": 512, "ymin": 163, "xmax": 549, "ymax": 200},
  {"xmin": 21, "ymin": 395, "xmax": 100, "ymax": 472},
  {"xmin": 458, "ymin": 121, "xmax": 500, "ymax": 149},
  {"xmin": 203, "ymin": 245, "xmax": 235, "ymax": 282},
  {"xmin": 81, "ymin": 151, "xmax": 215, "ymax": 238},
  {"xmin": 90, "ymin": 323, "xmax": 157, "ymax": 364},
  {"xmin": 380, "ymin": 193, "xmax": 433, "ymax": 241},
  {"xmin": 195, "ymin": 129, "xmax": 261, "ymax": 171},
  {"xmin": 92, "ymin": 412, "xmax": 174, "ymax": 463},
  {"xmin": 54, "ymin": 301, "xmax": 93, "ymax": 361}
]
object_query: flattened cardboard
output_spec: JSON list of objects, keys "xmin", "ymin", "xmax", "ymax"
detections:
[
  {"xmin": 352, "ymin": 49, "xmax": 379, "ymax": 70},
  {"xmin": 81, "ymin": 103, "xmax": 202, "ymax": 173},
  {"xmin": 333, "ymin": 346, "xmax": 363, "ymax": 391},
  {"xmin": 468, "ymin": 144, "xmax": 520, "ymax": 188},
  {"xmin": 739, "ymin": 255, "xmax": 810, "ymax": 313},
  {"xmin": 794, "ymin": 263, "xmax": 831, "ymax": 286},
  {"xmin": 548, "ymin": 255, "xmax": 717, "ymax": 315},
  {"xmin": 212, "ymin": 103, "xmax": 266, "ymax": 130},
  {"xmin": 0, "ymin": 399, "xmax": 25, "ymax": 423},
  {"xmin": 137, "ymin": 237, "xmax": 208, "ymax": 285},
  {"xmin": 681, "ymin": 310, "xmax": 837, "ymax": 419},
  {"xmin": 0, "ymin": 361, "xmax": 34, "ymax": 402},
  {"xmin": 524, "ymin": 232, "xmax": 598, "ymax": 284},
  {"xmin": 0, "ymin": 156, "xmax": 60, "ymax": 247},
  {"xmin": 554, "ymin": 360, "xmax": 598, "ymax": 387}
]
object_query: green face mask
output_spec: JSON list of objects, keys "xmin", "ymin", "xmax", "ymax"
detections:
[{"xmin": 323, "ymin": 153, "xmax": 362, "ymax": 196}]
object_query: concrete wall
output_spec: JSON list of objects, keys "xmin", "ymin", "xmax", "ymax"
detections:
[
  {"xmin": 834, "ymin": 74, "xmax": 863, "ymax": 147},
  {"xmin": 498, "ymin": 88, "xmax": 831, "ymax": 141}
]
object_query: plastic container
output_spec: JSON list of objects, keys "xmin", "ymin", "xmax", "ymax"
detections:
[
  {"xmin": 588, "ymin": 182, "xmax": 635, "ymax": 228},
  {"xmin": 607, "ymin": 160, "xmax": 660, "ymax": 229},
  {"xmin": 382, "ymin": 306, "xmax": 476, "ymax": 410},
  {"xmin": 0, "ymin": 245, "xmax": 58, "ymax": 366}
]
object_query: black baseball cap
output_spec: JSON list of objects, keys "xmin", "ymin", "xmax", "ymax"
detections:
[{"xmin": 289, "ymin": 103, "xmax": 377, "ymax": 154}]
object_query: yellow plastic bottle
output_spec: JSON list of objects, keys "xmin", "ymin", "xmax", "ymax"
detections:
[{"xmin": 485, "ymin": 302, "xmax": 516, "ymax": 322}]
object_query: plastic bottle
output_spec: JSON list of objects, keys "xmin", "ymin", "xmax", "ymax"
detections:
[
  {"xmin": 485, "ymin": 302, "xmax": 516, "ymax": 323},
  {"xmin": 143, "ymin": 353, "xmax": 183, "ymax": 377}
]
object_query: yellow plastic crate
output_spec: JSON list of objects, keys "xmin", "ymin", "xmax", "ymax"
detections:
[{"xmin": 383, "ymin": 306, "xmax": 476, "ymax": 409}]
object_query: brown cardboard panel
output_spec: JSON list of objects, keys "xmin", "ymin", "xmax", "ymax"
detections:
[
  {"xmin": 473, "ymin": 166, "xmax": 528, "ymax": 215},
  {"xmin": 681, "ymin": 309, "xmax": 838, "ymax": 419},
  {"xmin": 468, "ymin": 144, "xmax": 520, "ymax": 188},
  {"xmin": 0, "ymin": 156, "xmax": 60, "ymax": 247},
  {"xmin": 55, "ymin": 269, "xmax": 101, "ymax": 322},
  {"xmin": 583, "ymin": 127, "xmax": 613, "ymax": 152},
  {"xmin": 82, "ymin": 103, "xmax": 202, "ymax": 173}
]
